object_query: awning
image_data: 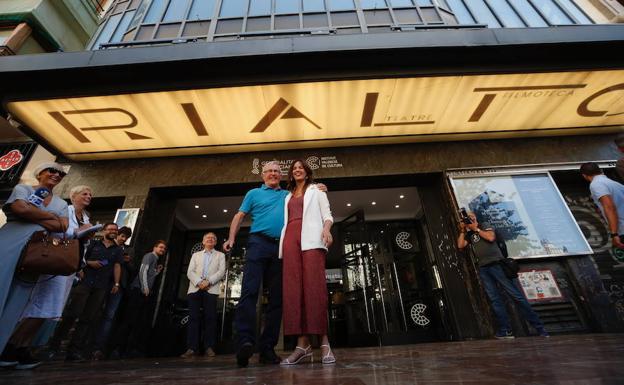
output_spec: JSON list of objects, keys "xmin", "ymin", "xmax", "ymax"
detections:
[{"xmin": 2, "ymin": 25, "xmax": 623, "ymax": 160}]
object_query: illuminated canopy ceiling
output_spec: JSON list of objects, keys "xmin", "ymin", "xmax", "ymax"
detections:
[{"xmin": 6, "ymin": 69, "xmax": 624, "ymax": 160}]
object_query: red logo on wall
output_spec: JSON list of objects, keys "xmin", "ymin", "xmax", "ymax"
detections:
[{"xmin": 0, "ymin": 149, "xmax": 24, "ymax": 171}]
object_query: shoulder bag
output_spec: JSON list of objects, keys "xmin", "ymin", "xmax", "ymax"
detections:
[{"xmin": 16, "ymin": 216, "xmax": 81, "ymax": 277}]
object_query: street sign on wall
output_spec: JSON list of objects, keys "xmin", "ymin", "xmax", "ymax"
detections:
[{"xmin": 0, "ymin": 142, "xmax": 37, "ymax": 188}]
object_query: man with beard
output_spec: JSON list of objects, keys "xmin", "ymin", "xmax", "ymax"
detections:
[
  {"xmin": 48, "ymin": 223, "xmax": 123, "ymax": 362},
  {"xmin": 92, "ymin": 226, "xmax": 135, "ymax": 360}
]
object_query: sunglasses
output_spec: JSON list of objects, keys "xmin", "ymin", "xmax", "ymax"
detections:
[{"xmin": 44, "ymin": 167, "xmax": 67, "ymax": 177}]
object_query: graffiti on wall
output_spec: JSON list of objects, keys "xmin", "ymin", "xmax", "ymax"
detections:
[{"xmin": 563, "ymin": 191, "xmax": 624, "ymax": 322}]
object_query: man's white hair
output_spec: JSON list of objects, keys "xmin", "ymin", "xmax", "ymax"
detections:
[{"xmin": 262, "ymin": 160, "xmax": 280, "ymax": 172}]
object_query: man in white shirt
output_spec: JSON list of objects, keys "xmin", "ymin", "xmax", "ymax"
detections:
[{"xmin": 181, "ymin": 232, "xmax": 226, "ymax": 358}]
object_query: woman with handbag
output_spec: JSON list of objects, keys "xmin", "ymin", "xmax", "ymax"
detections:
[
  {"xmin": 0, "ymin": 162, "xmax": 69, "ymax": 369},
  {"xmin": 279, "ymin": 160, "xmax": 335, "ymax": 365},
  {"xmin": 12, "ymin": 186, "xmax": 94, "ymax": 363}
]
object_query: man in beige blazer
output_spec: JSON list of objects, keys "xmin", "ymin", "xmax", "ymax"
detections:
[{"xmin": 181, "ymin": 232, "xmax": 226, "ymax": 358}]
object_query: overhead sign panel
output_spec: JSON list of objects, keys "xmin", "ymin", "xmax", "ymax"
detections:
[{"xmin": 6, "ymin": 70, "xmax": 624, "ymax": 160}]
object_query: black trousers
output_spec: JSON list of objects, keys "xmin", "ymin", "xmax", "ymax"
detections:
[
  {"xmin": 186, "ymin": 291, "xmax": 218, "ymax": 351},
  {"xmin": 49, "ymin": 283, "xmax": 107, "ymax": 355},
  {"xmin": 113, "ymin": 287, "xmax": 151, "ymax": 354}
]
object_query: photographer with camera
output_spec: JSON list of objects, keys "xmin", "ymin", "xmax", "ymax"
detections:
[{"xmin": 456, "ymin": 209, "xmax": 549, "ymax": 339}]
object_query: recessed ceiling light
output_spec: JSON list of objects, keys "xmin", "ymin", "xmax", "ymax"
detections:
[
  {"xmin": 371, "ymin": 202, "xmax": 376, "ymax": 205},
  {"xmin": 194, "ymin": 205, "xmax": 199, "ymax": 208},
  {"xmin": 395, "ymin": 205, "xmax": 400, "ymax": 208},
  {"xmin": 223, "ymin": 209, "xmax": 228, "ymax": 213},
  {"xmin": 202, "ymin": 214, "xmax": 207, "ymax": 218},
  {"xmin": 347, "ymin": 203, "xmax": 352, "ymax": 207},
  {"xmin": 399, "ymin": 195, "xmax": 405, "ymax": 199}
]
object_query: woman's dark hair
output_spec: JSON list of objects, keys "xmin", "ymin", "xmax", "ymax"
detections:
[
  {"xmin": 118, "ymin": 226, "xmax": 132, "ymax": 237},
  {"xmin": 287, "ymin": 159, "xmax": 314, "ymax": 192}
]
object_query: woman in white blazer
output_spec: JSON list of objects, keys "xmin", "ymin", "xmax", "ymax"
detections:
[
  {"xmin": 279, "ymin": 160, "xmax": 335, "ymax": 365},
  {"xmin": 182, "ymin": 232, "xmax": 226, "ymax": 358}
]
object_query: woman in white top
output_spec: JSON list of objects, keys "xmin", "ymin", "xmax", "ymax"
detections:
[
  {"xmin": 15, "ymin": 186, "xmax": 93, "ymax": 355},
  {"xmin": 279, "ymin": 160, "xmax": 335, "ymax": 365}
]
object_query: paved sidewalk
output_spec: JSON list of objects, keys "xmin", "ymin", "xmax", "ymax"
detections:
[{"xmin": 1, "ymin": 334, "xmax": 623, "ymax": 384}]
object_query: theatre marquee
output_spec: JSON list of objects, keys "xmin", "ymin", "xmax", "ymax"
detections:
[{"xmin": 6, "ymin": 69, "xmax": 624, "ymax": 160}]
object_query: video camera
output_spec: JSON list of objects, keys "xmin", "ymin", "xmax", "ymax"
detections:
[{"xmin": 459, "ymin": 207, "xmax": 472, "ymax": 225}]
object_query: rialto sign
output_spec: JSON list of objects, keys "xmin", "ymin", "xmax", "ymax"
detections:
[{"xmin": 6, "ymin": 69, "xmax": 624, "ymax": 160}]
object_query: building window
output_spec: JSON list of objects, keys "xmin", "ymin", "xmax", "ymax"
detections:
[
  {"xmin": 93, "ymin": 13, "xmax": 124, "ymax": 48},
  {"xmin": 220, "ymin": 0, "xmax": 248, "ymax": 17},
  {"xmin": 508, "ymin": 0, "xmax": 548, "ymax": 27},
  {"xmin": 89, "ymin": 0, "xmax": 597, "ymax": 48},
  {"xmin": 249, "ymin": 0, "xmax": 271, "ymax": 16},
  {"xmin": 488, "ymin": 0, "xmax": 525, "ymax": 27},
  {"xmin": 465, "ymin": 1, "xmax": 502, "ymax": 27},
  {"xmin": 111, "ymin": 10, "xmax": 137, "ymax": 41},
  {"xmin": 557, "ymin": 0, "xmax": 592, "ymax": 23},
  {"xmin": 330, "ymin": 0, "xmax": 356, "ymax": 11},
  {"xmin": 532, "ymin": 0, "xmax": 574, "ymax": 24},
  {"xmin": 188, "ymin": 0, "xmax": 215, "ymax": 20},
  {"xmin": 303, "ymin": 0, "xmax": 326, "ymax": 12},
  {"xmin": 444, "ymin": 0, "xmax": 474, "ymax": 23},
  {"xmin": 162, "ymin": 0, "xmax": 191, "ymax": 22},
  {"xmin": 144, "ymin": 0, "xmax": 168, "ymax": 23},
  {"xmin": 361, "ymin": 0, "xmax": 388, "ymax": 9},
  {"xmin": 450, "ymin": 0, "xmax": 594, "ymax": 27},
  {"xmin": 275, "ymin": 0, "xmax": 300, "ymax": 14}
]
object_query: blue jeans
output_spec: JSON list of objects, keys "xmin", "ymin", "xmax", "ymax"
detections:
[
  {"xmin": 94, "ymin": 290, "xmax": 123, "ymax": 351},
  {"xmin": 479, "ymin": 263, "xmax": 545, "ymax": 333},
  {"xmin": 234, "ymin": 234, "xmax": 282, "ymax": 352}
]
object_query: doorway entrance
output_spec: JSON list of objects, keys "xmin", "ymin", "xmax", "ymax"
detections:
[
  {"xmin": 148, "ymin": 179, "xmax": 449, "ymax": 354},
  {"xmin": 332, "ymin": 187, "xmax": 444, "ymax": 347}
]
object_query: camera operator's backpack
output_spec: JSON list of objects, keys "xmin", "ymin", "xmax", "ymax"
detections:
[
  {"xmin": 494, "ymin": 230, "xmax": 518, "ymax": 278},
  {"xmin": 495, "ymin": 230, "xmax": 508, "ymax": 258}
]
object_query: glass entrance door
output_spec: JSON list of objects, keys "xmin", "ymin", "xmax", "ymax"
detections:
[
  {"xmin": 340, "ymin": 210, "xmax": 380, "ymax": 346},
  {"xmin": 338, "ymin": 208, "xmax": 442, "ymax": 346}
]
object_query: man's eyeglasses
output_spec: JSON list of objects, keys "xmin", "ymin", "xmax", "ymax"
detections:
[
  {"xmin": 45, "ymin": 167, "xmax": 67, "ymax": 177},
  {"xmin": 262, "ymin": 169, "xmax": 281, "ymax": 174}
]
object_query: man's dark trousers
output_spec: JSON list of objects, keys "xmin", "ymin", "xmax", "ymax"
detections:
[
  {"xmin": 187, "ymin": 291, "xmax": 218, "ymax": 351},
  {"xmin": 49, "ymin": 283, "xmax": 107, "ymax": 355},
  {"xmin": 234, "ymin": 234, "xmax": 282, "ymax": 353},
  {"xmin": 113, "ymin": 287, "xmax": 150, "ymax": 354}
]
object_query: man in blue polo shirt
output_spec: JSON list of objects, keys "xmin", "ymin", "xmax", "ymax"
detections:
[
  {"xmin": 224, "ymin": 161, "xmax": 287, "ymax": 367},
  {"xmin": 224, "ymin": 161, "xmax": 326, "ymax": 367}
]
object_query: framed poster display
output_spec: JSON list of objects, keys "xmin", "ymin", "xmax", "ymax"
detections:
[
  {"xmin": 449, "ymin": 172, "xmax": 592, "ymax": 259},
  {"xmin": 113, "ymin": 208, "xmax": 140, "ymax": 243}
]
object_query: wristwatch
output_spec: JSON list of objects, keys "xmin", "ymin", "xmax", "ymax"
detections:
[
  {"xmin": 610, "ymin": 233, "xmax": 619, "ymax": 238},
  {"xmin": 114, "ymin": 283, "xmax": 120, "ymax": 287}
]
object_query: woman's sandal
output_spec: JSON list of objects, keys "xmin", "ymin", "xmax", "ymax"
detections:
[
  {"xmin": 320, "ymin": 344, "xmax": 336, "ymax": 364},
  {"xmin": 280, "ymin": 345, "xmax": 313, "ymax": 365}
]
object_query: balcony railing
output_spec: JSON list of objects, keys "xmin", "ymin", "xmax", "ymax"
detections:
[{"xmin": 82, "ymin": 0, "xmax": 107, "ymax": 16}]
